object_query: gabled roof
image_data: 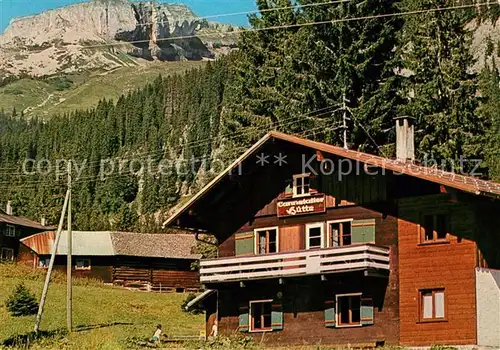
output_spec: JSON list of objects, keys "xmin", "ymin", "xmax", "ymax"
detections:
[
  {"xmin": 21, "ymin": 231, "xmax": 200, "ymax": 260},
  {"xmin": 0, "ymin": 212, "xmax": 55, "ymax": 230},
  {"xmin": 164, "ymin": 131, "xmax": 500, "ymax": 228}
]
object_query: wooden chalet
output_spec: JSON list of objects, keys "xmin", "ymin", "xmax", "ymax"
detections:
[
  {"xmin": 165, "ymin": 118, "xmax": 500, "ymax": 348},
  {"xmin": 0, "ymin": 202, "xmax": 54, "ymax": 261},
  {"xmin": 19, "ymin": 231, "xmax": 201, "ymax": 292}
]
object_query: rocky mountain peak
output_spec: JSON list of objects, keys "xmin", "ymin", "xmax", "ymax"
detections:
[{"xmin": 0, "ymin": 0, "xmax": 236, "ymax": 77}]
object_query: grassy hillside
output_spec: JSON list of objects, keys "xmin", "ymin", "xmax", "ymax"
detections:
[
  {"xmin": 0, "ymin": 263, "xmax": 204, "ymax": 349},
  {"xmin": 0, "ymin": 61, "xmax": 206, "ymax": 119}
]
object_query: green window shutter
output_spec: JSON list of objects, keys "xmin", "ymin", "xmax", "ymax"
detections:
[
  {"xmin": 284, "ymin": 183, "xmax": 292, "ymax": 197},
  {"xmin": 361, "ymin": 297, "xmax": 374, "ymax": 326},
  {"xmin": 271, "ymin": 301, "xmax": 283, "ymax": 331},
  {"xmin": 238, "ymin": 302, "xmax": 249, "ymax": 332},
  {"xmin": 351, "ymin": 219, "xmax": 376, "ymax": 243},
  {"xmin": 235, "ymin": 232, "xmax": 254, "ymax": 256},
  {"xmin": 324, "ymin": 299, "xmax": 336, "ymax": 328}
]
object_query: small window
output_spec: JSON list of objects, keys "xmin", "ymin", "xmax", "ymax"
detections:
[
  {"xmin": 5, "ymin": 225, "xmax": 15, "ymax": 237},
  {"xmin": 420, "ymin": 289, "xmax": 446, "ymax": 321},
  {"xmin": 328, "ymin": 220, "xmax": 353, "ymax": 247},
  {"xmin": 293, "ymin": 174, "xmax": 311, "ymax": 197},
  {"xmin": 75, "ymin": 259, "xmax": 91, "ymax": 270},
  {"xmin": 255, "ymin": 227, "xmax": 278, "ymax": 254},
  {"xmin": 1, "ymin": 247, "xmax": 14, "ymax": 261},
  {"xmin": 38, "ymin": 257, "xmax": 50, "ymax": 268},
  {"xmin": 306, "ymin": 223, "xmax": 324, "ymax": 249},
  {"xmin": 337, "ymin": 294, "xmax": 361, "ymax": 327},
  {"xmin": 250, "ymin": 300, "xmax": 272, "ymax": 332},
  {"xmin": 421, "ymin": 214, "xmax": 449, "ymax": 242}
]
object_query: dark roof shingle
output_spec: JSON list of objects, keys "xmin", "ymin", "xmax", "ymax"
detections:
[
  {"xmin": 110, "ymin": 232, "xmax": 200, "ymax": 259},
  {"xmin": 0, "ymin": 212, "xmax": 54, "ymax": 230}
]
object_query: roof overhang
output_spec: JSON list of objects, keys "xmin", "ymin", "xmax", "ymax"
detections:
[
  {"xmin": 185, "ymin": 289, "xmax": 216, "ymax": 311},
  {"xmin": 164, "ymin": 131, "xmax": 500, "ymax": 229}
]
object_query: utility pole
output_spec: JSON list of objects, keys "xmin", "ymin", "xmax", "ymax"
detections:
[
  {"xmin": 342, "ymin": 91, "xmax": 348, "ymax": 150},
  {"xmin": 67, "ymin": 160, "xmax": 72, "ymax": 332},
  {"xmin": 34, "ymin": 189, "xmax": 70, "ymax": 333}
]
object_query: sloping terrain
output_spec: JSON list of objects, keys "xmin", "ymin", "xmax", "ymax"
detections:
[
  {"xmin": 0, "ymin": 61, "xmax": 205, "ymax": 117},
  {"xmin": 0, "ymin": 263, "xmax": 204, "ymax": 349}
]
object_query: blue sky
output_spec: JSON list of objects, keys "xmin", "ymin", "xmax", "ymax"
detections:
[{"xmin": 0, "ymin": 0, "xmax": 256, "ymax": 33}]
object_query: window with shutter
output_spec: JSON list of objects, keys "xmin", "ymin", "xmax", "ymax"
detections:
[
  {"xmin": 327, "ymin": 219, "xmax": 353, "ymax": 247},
  {"xmin": 249, "ymin": 300, "xmax": 273, "ymax": 332},
  {"xmin": 324, "ymin": 300, "xmax": 336, "ymax": 328},
  {"xmin": 238, "ymin": 302, "xmax": 249, "ymax": 332},
  {"xmin": 351, "ymin": 219, "xmax": 376, "ymax": 244},
  {"xmin": 235, "ymin": 232, "xmax": 254, "ymax": 256},
  {"xmin": 360, "ymin": 297, "xmax": 374, "ymax": 325},
  {"xmin": 337, "ymin": 294, "xmax": 361, "ymax": 326}
]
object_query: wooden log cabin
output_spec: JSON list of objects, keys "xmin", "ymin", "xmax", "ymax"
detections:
[
  {"xmin": 1, "ymin": 201, "xmax": 54, "ymax": 261},
  {"xmin": 19, "ymin": 231, "xmax": 201, "ymax": 292},
  {"xmin": 165, "ymin": 118, "xmax": 500, "ymax": 348}
]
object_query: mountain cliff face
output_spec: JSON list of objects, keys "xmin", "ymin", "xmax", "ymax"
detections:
[{"xmin": 0, "ymin": 0, "xmax": 235, "ymax": 77}]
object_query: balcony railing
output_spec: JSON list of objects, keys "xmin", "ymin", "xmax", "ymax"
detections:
[{"xmin": 200, "ymin": 244, "xmax": 390, "ymax": 284}]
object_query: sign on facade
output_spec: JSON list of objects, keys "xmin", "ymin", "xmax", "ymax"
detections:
[{"xmin": 277, "ymin": 194, "xmax": 326, "ymax": 218}]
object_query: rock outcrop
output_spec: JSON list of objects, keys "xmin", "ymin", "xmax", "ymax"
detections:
[{"xmin": 0, "ymin": 0, "xmax": 234, "ymax": 77}]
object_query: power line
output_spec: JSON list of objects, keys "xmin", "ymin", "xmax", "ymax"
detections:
[
  {"xmin": 0, "ymin": 104, "xmax": 337, "ymax": 175},
  {"xmin": 132, "ymin": 0, "xmax": 353, "ymax": 28},
  {"xmin": 0, "ymin": 105, "xmax": 340, "ymax": 186},
  {"xmin": 74, "ymin": 1, "xmax": 494, "ymax": 50},
  {"xmin": 0, "ymin": 119, "xmax": 343, "ymax": 190},
  {"xmin": 1, "ymin": 2, "xmax": 491, "ymax": 178},
  {"xmin": 349, "ymin": 113, "xmax": 388, "ymax": 157}
]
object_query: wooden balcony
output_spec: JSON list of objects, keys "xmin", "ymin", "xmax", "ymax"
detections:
[{"xmin": 200, "ymin": 244, "xmax": 390, "ymax": 284}]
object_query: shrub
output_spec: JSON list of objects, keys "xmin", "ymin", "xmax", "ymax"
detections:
[
  {"xmin": 181, "ymin": 293, "xmax": 203, "ymax": 315},
  {"xmin": 5, "ymin": 283, "xmax": 39, "ymax": 316}
]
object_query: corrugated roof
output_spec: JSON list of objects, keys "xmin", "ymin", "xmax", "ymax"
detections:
[
  {"xmin": 164, "ymin": 131, "xmax": 500, "ymax": 228},
  {"xmin": 20, "ymin": 231, "xmax": 200, "ymax": 260},
  {"xmin": 0, "ymin": 212, "xmax": 55, "ymax": 230},
  {"xmin": 21, "ymin": 231, "xmax": 115, "ymax": 256}
]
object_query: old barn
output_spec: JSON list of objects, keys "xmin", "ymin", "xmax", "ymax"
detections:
[{"xmin": 19, "ymin": 231, "xmax": 201, "ymax": 292}]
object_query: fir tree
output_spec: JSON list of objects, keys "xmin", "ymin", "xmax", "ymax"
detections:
[
  {"xmin": 399, "ymin": 0, "xmax": 485, "ymax": 171},
  {"xmin": 478, "ymin": 59, "xmax": 500, "ymax": 180},
  {"xmin": 5, "ymin": 283, "xmax": 39, "ymax": 317}
]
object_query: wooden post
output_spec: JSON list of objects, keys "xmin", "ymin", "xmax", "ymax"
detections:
[
  {"xmin": 342, "ymin": 91, "xmax": 348, "ymax": 150},
  {"xmin": 66, "ymin": 160, "xmax": 72, "ymax": 332},
  {"xmin": 34, "ymin": 189, "xmax": 70, "ymax": 333}
]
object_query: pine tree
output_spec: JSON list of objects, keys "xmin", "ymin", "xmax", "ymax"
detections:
[
  {"xmin": 399, "ymin": 0, "xmax": 485, "ymax": 171},
  {"xmin": 224, "ymin": 0, "xmax": 402, "ymax": 154},
  {"xmin": 478, "ymin": 59, "xmax": 500, "ymax": 180}
]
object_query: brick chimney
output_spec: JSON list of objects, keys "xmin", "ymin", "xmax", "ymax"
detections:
[
  {"xmin": 394, "ymin": 116, "xmax": 415, "ymax": 162},
  {"xmin": 6, "ymin": 201, "xmax": 12, "ymax": 215}
]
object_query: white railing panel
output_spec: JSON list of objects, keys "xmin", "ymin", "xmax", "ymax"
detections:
[{"xmin": 200, "ymin": 244, "xmax": 390, "ymax": 283}]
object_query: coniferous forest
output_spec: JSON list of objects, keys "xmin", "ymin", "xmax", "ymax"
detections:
[{"xmin": 0, "ymin": 0, "xmax": 499, "ymax": 231}]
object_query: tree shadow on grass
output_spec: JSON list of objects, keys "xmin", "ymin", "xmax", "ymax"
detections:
[
  {"xmin": 74, "ymin": 321, "xmax": 134, "ymax": 332},
  {"xmin": 2, "ymin": 329, "xmax": 66, "ymax": 348},
  {"xmin": 2, "ymin": 322, "xmax": 134, "ymax": 348}
]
